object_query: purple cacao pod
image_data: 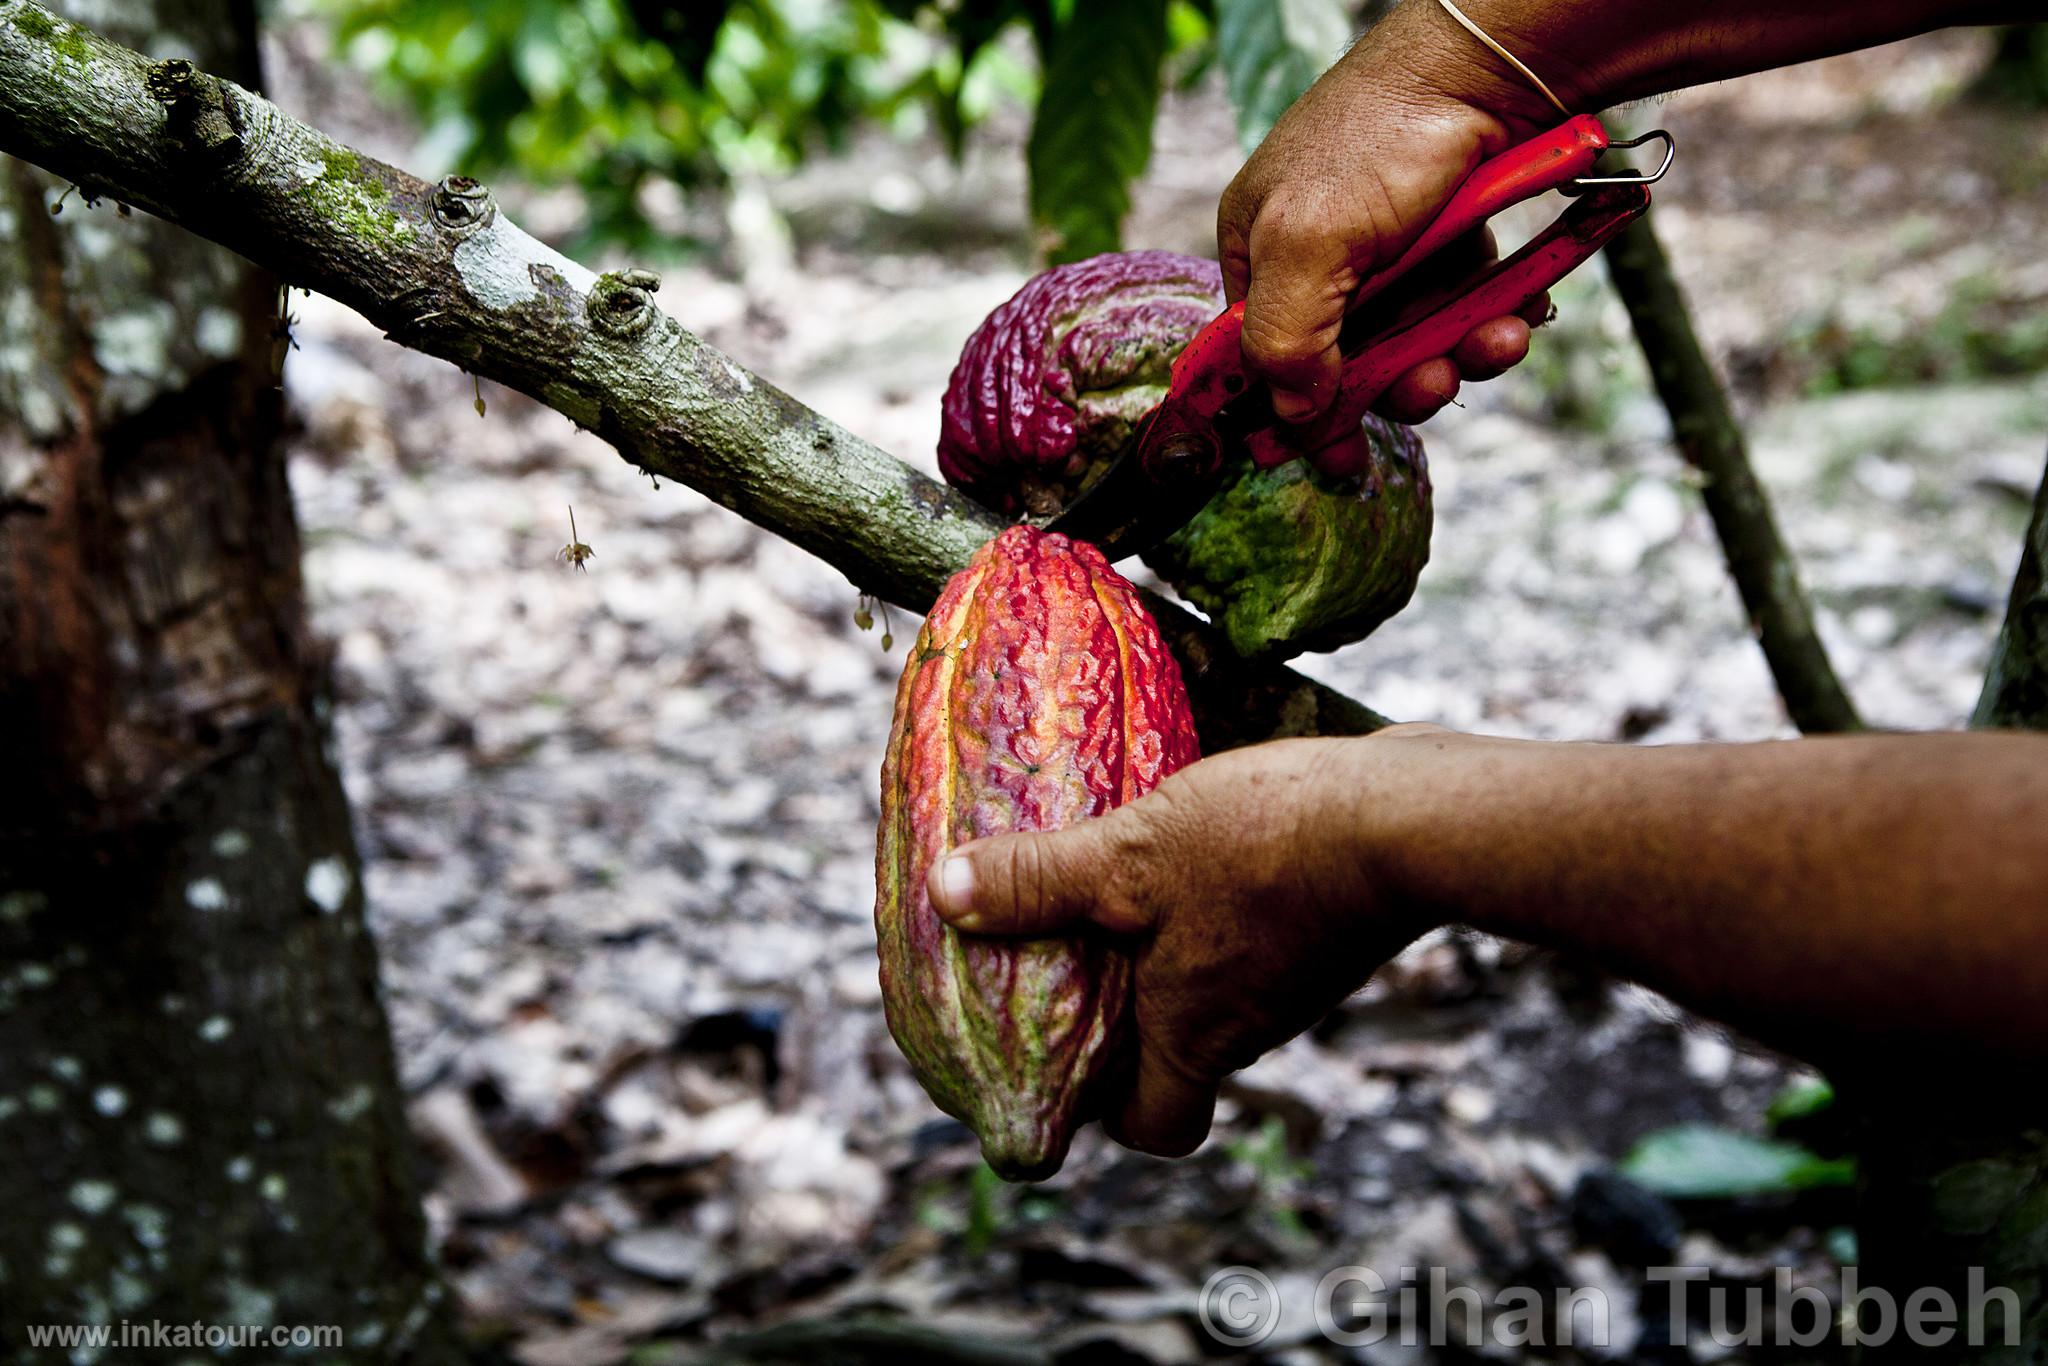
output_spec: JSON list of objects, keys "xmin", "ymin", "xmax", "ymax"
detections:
[{"xmin": 937, "ymin": 251, "xmax": 1223, "ymax": 516}]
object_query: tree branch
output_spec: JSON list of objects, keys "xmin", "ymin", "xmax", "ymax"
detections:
[
  {"xmin": 0, "ymin": 0, "xmax": 1387, "ymax": 748},
  {"xmin": 1603, "ymin": 215, "xmax": 1862, "ymax": 734},
  {"xmin": 1972, "ymin": 448, "xmax": 2048, "ymax": 729}
]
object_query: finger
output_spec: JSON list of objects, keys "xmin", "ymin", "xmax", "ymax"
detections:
[
  {"xmin": 1218, "ymin": 209, "xmax": 1252, "ymax": 306},
  {"xmin": 1105, "ymin": 1046, "xmax": 1218, "ymax": 1158},
  {"xmin": 1216, "ymin": 164, "xmax": 1261, "ymax": 305},
  {"xmin": 1374, "ymin": 357, "xmax": 1462, "ymax": 425},
  {"xmin": 1239, "ymin": 200, "xmax": 1359, "ymax": 421},
  {"xmin": 1220, "ymin": 244, "xmax": 1251, "ymax": 308},
  {"xmin": 1441, "ymin": 223, "xmax": 1499, "ymax": 274},
  {"xmin": 1452, "ymin": 315, "xmax": 1532, "ymax": 382},
  {"xmin": 1305, "ymin": 427, "xmax": 1374, "ymax": 479},
  {"xmin": 928, "ymin": 822, "xmax": 1146, "ymax": 938}
]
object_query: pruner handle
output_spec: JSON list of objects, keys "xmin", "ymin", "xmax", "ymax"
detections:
[
  {"xmin": 1350, "ymin": 113, "xmax": 1613, "ymax": 315},
  {"xmin": 1136, "ymin": 117, "xmax": 1659, "ymax": 478},
  {"xmin": 1260, "ymin": 180, "xmax": 1651, "ymax": 461}
]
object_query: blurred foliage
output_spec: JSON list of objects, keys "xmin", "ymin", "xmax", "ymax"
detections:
[
  {"xmin": 1789, "ymin": 276, "xmax": 2048, "ymax": 396},
  {"xmin": 317, "ymin": 0, "xmax": 994, "ymax": 251},
  {"xmin": 1026, "ymin": 0, "xmax": 1171, "ymax": 262},
  {"xmin": 914, "ymin": 1158, "xmax": 1058, "ymax": 1258},
  {"xmin": 964, "ymin": 1158, "xmax": 1004, "ymax": 1256},
  {"xmin": 1623, "ymin": 1078, "xmax": 1853, "ymax": 1201},
  {"xmin": 1621, "ymin": 1125, "xmax": 1855, "ymax": 1200},
  {"xmin": 315, "ymin": 0, "xmax": 1352, "ymax": 257},
  {"xmin": 1974, "ymin": 26, "xmax": 2048, "ymax": 109},
  {"xmin": 1215, "ymin": 0, "xmax": 1351, "ymax": 152},
  {"xmin": 1766, "ymin": 1076, "xmax": 1836, "ymax": 1127},
  {"xmin": 1224, "ymin": 1115, "xmax": 1317, "ymax": 1244}
]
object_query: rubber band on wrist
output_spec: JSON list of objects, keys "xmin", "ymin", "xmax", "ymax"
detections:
[{"xmin": 1433, "ymin": 0, "xmax": 1571, "ymax": 117}]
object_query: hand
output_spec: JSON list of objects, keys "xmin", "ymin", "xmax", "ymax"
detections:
[
  {"xmin": 925, "ymin": 728, "xmax": 1447, "ymax": 1157},
  {"xmin": 1217, "ymin": 2, "xmax": 1572, "ymax": 427}
]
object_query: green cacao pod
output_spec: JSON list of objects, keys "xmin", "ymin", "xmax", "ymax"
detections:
[
  {"xmin": 874, "ymin": 525, "xmax": 1200, "ymax": 1180},
  {"xmin": 937, "ymin": 251, "xmax": 1431, "ymax": 661},
  {"xmin": 1144, "ymin": 417, "xmax": 1432, "ymax": 659}
]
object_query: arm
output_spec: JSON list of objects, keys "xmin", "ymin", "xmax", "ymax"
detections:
[
  {"xmin": 1232, "ymin": 0, "xmax": 2035, "ymax": 424},
  {"xmin": 928, "ymin": 727, "xmax": 2048, "ymax": 1154},
  {"xmin": 1375, "ymin": 727, "xmax": 2048, "ymax": 1070}
]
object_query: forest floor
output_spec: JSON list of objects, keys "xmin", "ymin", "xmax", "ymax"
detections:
[{"xmin": 268, "ymin": 24, "xmax": 2048, "ymax": 1365}]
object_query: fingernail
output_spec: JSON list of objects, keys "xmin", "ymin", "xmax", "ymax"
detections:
[
  {"xmin": 929, "ymin": 854, "xmax": 977, "ymax": 925},
  {"xmin": 1269, "ymin": 389, "xmax": 1316, "ymax": 422}
]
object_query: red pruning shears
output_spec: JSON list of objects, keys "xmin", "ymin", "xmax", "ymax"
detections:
[{"xmin": 1048, "ymin": 115, "xmax": 1674, "ymax": 560}]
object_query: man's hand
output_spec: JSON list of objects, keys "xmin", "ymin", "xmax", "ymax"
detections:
[
  {"xmin": 1218, "ymin": 0, "xmax": 2025, "ymax": 428},
  {"xmin": 925, "ymin": 731, "xmax": 1441, "ymax": 1157},
  {"xmin": 1218, "ymin": 3, "xmax": 1568, "ymax": 427},
  {"xmin": 926, "ymin": 723, "xmax": 2048, "ymax": 1158}
]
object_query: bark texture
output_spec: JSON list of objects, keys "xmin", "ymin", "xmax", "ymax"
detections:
[
  {"xmin": 0, "ymin": 0, "xmax": 455, "ymax": 1357},
  {"xmin": 1973, "ymin": 453, "xmax": 2048, "ymax": 728},
  {"xmin": 1604, "ymin": 214, "xmax": 1862, "ymax": 735},
  {"xmin": 0, "ymin": 0, "xmax": 1388, "ymax": 751}
]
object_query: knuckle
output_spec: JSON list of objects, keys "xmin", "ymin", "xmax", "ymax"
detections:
[
  {"xmin": 1239, "ymin": 313, "xmax": 1334, "ymax": 373},
  {"xmin": 1092, "ymin": 803, "xmax": 1175, "ymax": 931},
  {"xmin": 1215, "ymin": 177, "xmax": 1257, "ymax": 246}
]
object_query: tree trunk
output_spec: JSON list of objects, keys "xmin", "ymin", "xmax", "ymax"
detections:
[
  {"xmin": 1603, "ymin": 214, "xmax": 1861, "ymax": 735},
  {"xmin": 0, "ymin": 1, "xmax": 456, "ymax": 1358}
]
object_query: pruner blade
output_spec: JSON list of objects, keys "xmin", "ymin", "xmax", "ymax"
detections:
[{"xmin": 1041, "ymin": 406, "xmax": 1238, "ymax": 561}]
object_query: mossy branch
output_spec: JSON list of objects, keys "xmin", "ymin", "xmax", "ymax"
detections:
[
  {"xmin": 1604, "ymin": 215, "xmax": 1862, "ymax": 734},
  {"xmin": 0, "ymin": 0, "xmax": 1387, "ymax": 748}
]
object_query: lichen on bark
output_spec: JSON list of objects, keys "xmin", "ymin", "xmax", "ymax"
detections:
[{"xmin": 1, "ymin": 0, "xmax": 460, "ymax": 1355}]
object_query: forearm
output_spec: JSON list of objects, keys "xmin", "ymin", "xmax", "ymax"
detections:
[
  {"xmin": 1357, "ymin": 0, "xmax": 2031, "ymax": 132},
  {"xmin": 1351, "ymin": 731, "xmax": 2048, "ymax": 1074}
]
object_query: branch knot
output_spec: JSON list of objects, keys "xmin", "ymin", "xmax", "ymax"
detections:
[
  {"xmin": 146, "ymin": 58, "xmax": 241, "ymax": 161},
  {"xmin": 430, "ymin": 175, "xmax": 494, "ymax": 236},
  {"xmin": 587, "ymin": 269, "xmax": 663, "ymax": 340}
]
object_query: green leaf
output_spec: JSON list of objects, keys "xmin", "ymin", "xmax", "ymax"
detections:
[
  {"xmin": 1025, "ymin": 0, "xmax": 1170, "ymax": 263},
  {"xmin": 1214, "ymin": 0, "xmax": 1350, "ymax": 151},
  {"xmin": 1621, "ymin": 1125, "xmax": 1857, "ymax": 1200},
  {"xmin": 1766, "ymin": 1076, "xmax": 1835, "ymax": 1129}
]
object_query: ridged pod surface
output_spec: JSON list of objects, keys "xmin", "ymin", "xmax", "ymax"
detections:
[
  {"xmin": 1146, "ymin": 416, "xmax": 1433, "ymax": 659},
  {"xmin": 937, "ymin": 251, "xmax": 1432, "ymax": 660},
  {"xmin": 875, "ymin": 526, "xmax": 1200, "ymax": 1180},
  {"xmin": 937, "ymin": 251, "xmax": 1223, "ymax": 516}
]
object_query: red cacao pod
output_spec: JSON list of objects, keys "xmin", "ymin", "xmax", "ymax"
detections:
[{"xmin": 875, "ymin": 526, "xmax": 1200, "ymax": 1180}]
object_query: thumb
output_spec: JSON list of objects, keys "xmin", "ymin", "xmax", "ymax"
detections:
[{"xmin": 927, "ymin": 820, "xmax": 1142, "ymax": 938}]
